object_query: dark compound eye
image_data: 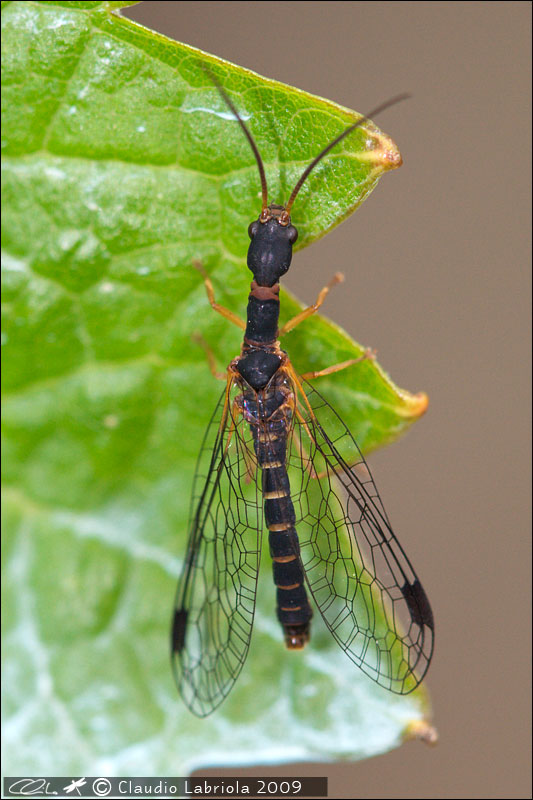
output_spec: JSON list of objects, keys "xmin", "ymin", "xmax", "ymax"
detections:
[
  {"xmin": 248, "ymin": 221, "xmax": 260, "ymax": 239},
  {"xmin": 287, "ymin": 225, "xmax": 298, "ymax": 244}
]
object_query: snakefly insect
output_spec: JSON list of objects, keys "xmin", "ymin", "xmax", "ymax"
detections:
[{"xmin": 171, "ymin": 77, "xmax": 434, "ymax": 717}]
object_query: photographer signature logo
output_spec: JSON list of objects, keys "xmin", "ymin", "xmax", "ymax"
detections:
[
  {"xmin": 6, "ymin": 777, "xmax": 112, "ymax": 797},
  {"xmin": 63, "ymin": 779, "xmax": 87, "ymax": 795},
  {"xmin": 6, "ymin": 779, "xmax": 58, "ymax": 796}
]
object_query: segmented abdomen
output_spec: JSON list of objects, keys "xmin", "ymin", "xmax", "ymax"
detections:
[{"xmin": 242, "ymin": 383, "xmax": 313, "ymax": 648}]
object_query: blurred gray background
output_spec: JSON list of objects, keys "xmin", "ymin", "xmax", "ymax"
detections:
[{"xmin": 124, "ymin": 3, "xmax": 531, "ymax": 798}]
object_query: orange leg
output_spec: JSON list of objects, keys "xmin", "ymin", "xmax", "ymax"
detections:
[
  {"xmin": 234, "ymin": 409, "xmax": 257, "ymax": 484},
  {"xmin": 283, "ymin": 359, "xmax": 375, "ymax": 481},
  {"xmin": 223, "ymin": 393, "xmax": 258, "ymax": 484},
  {"xmin": 291, "ymin": 402, "xmax": 344, "ymax": 481},
  {"xmin": 242, "ymin": 446, "xmax": 257, "ymax": 484},
  {"xmin": 279, "ymin": 272, "xmax": 344, "ymax": 336},
  {"xmin": 192, "ymin": 332, "xmax": 227, "ymax": 381},
  {"xmin": 218, "ymin": 371, "xmax": 237, "ymax": 434},
  {"xmin": 194, "ymin": 260, "xmax": 246, "ymax": 331},
  {"xmin": 223, "ymin": 395, "xmax": 242, "ymax": 457},
  {"xmin": 290, "ymin": 414, "xmax": 319, "ymax": 478},
  {"xmin": 299, "ymin": 348, "xmax": 376, "ymax": 381}
]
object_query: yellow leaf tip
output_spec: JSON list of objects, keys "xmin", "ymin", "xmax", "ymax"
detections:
[
  {"xmin": 405, "ymin": 719, "xmax": 439, "ymax": 746},
  {"xmin": 370, "ymin": 132, "xmax": 403, "ymax": 171},
  {"xmin": 411, "ymin": 390, "xmax": 429, "ymax": 416},
  {"xmin": 384, "ymin": 146, "xmax": 403, "ymax": 169},
  {"xmin": 358, "ymin": 129, "xmax": 402, "ymax": 172},
  {"xmin": 394, "ymin": 389, "xmax": 429, "ymax": 419}
]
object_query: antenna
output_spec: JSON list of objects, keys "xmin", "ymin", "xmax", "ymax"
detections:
[
  {"xmin": 205, "ymin": 68, "xmax": 269, "ymax": 216},
  {"xmin": 284, "ymin": 93, "xmax": 410, "ymax": 216}
]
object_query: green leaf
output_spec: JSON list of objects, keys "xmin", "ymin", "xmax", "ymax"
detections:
[{"xmin": 1, "ymin": 0, "xmax": 433, "ymax": 776}]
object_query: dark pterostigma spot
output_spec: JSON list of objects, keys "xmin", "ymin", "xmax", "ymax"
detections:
[
  {"xmin": 172, "ymin": 608, "xmax": 188, "ymax": 652},
  {"xmin": 402, "ymin": 579, "xmax": 434, "ymax": 630}
]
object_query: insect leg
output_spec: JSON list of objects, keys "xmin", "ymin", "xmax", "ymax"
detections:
[
  {"xmin": 194, "ymin": 260, "xmax": 246, "ymax": 330},
  {"xmin": 223, "ymin": 395, "xmax": 245, "ymax": 456},
  {"xmin": 290, "ymin": 426, "xmax": 319, "ymax": 478},
  {"xmin": 228, "ymin": 399, "xmax": 257, "ymax": 483},
  {"xmin": 299, "ymin": 348, "xmax": 376, "ymax": 380},
  {"xmin": 279, "ymin": 272, "xmax": 344, "ymax": 335},
  {"xmin": 192, "ymin": 332, "xmax": 227, "ymax": 380}
]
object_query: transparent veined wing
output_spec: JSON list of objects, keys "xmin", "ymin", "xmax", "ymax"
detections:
[
  {"xmin": 286, "ymin": 377, "xmax": 434, "ymax": 694},
  {"xmin": 171, "ymin": 382, "xmax": 263, "ymax": 717}
]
